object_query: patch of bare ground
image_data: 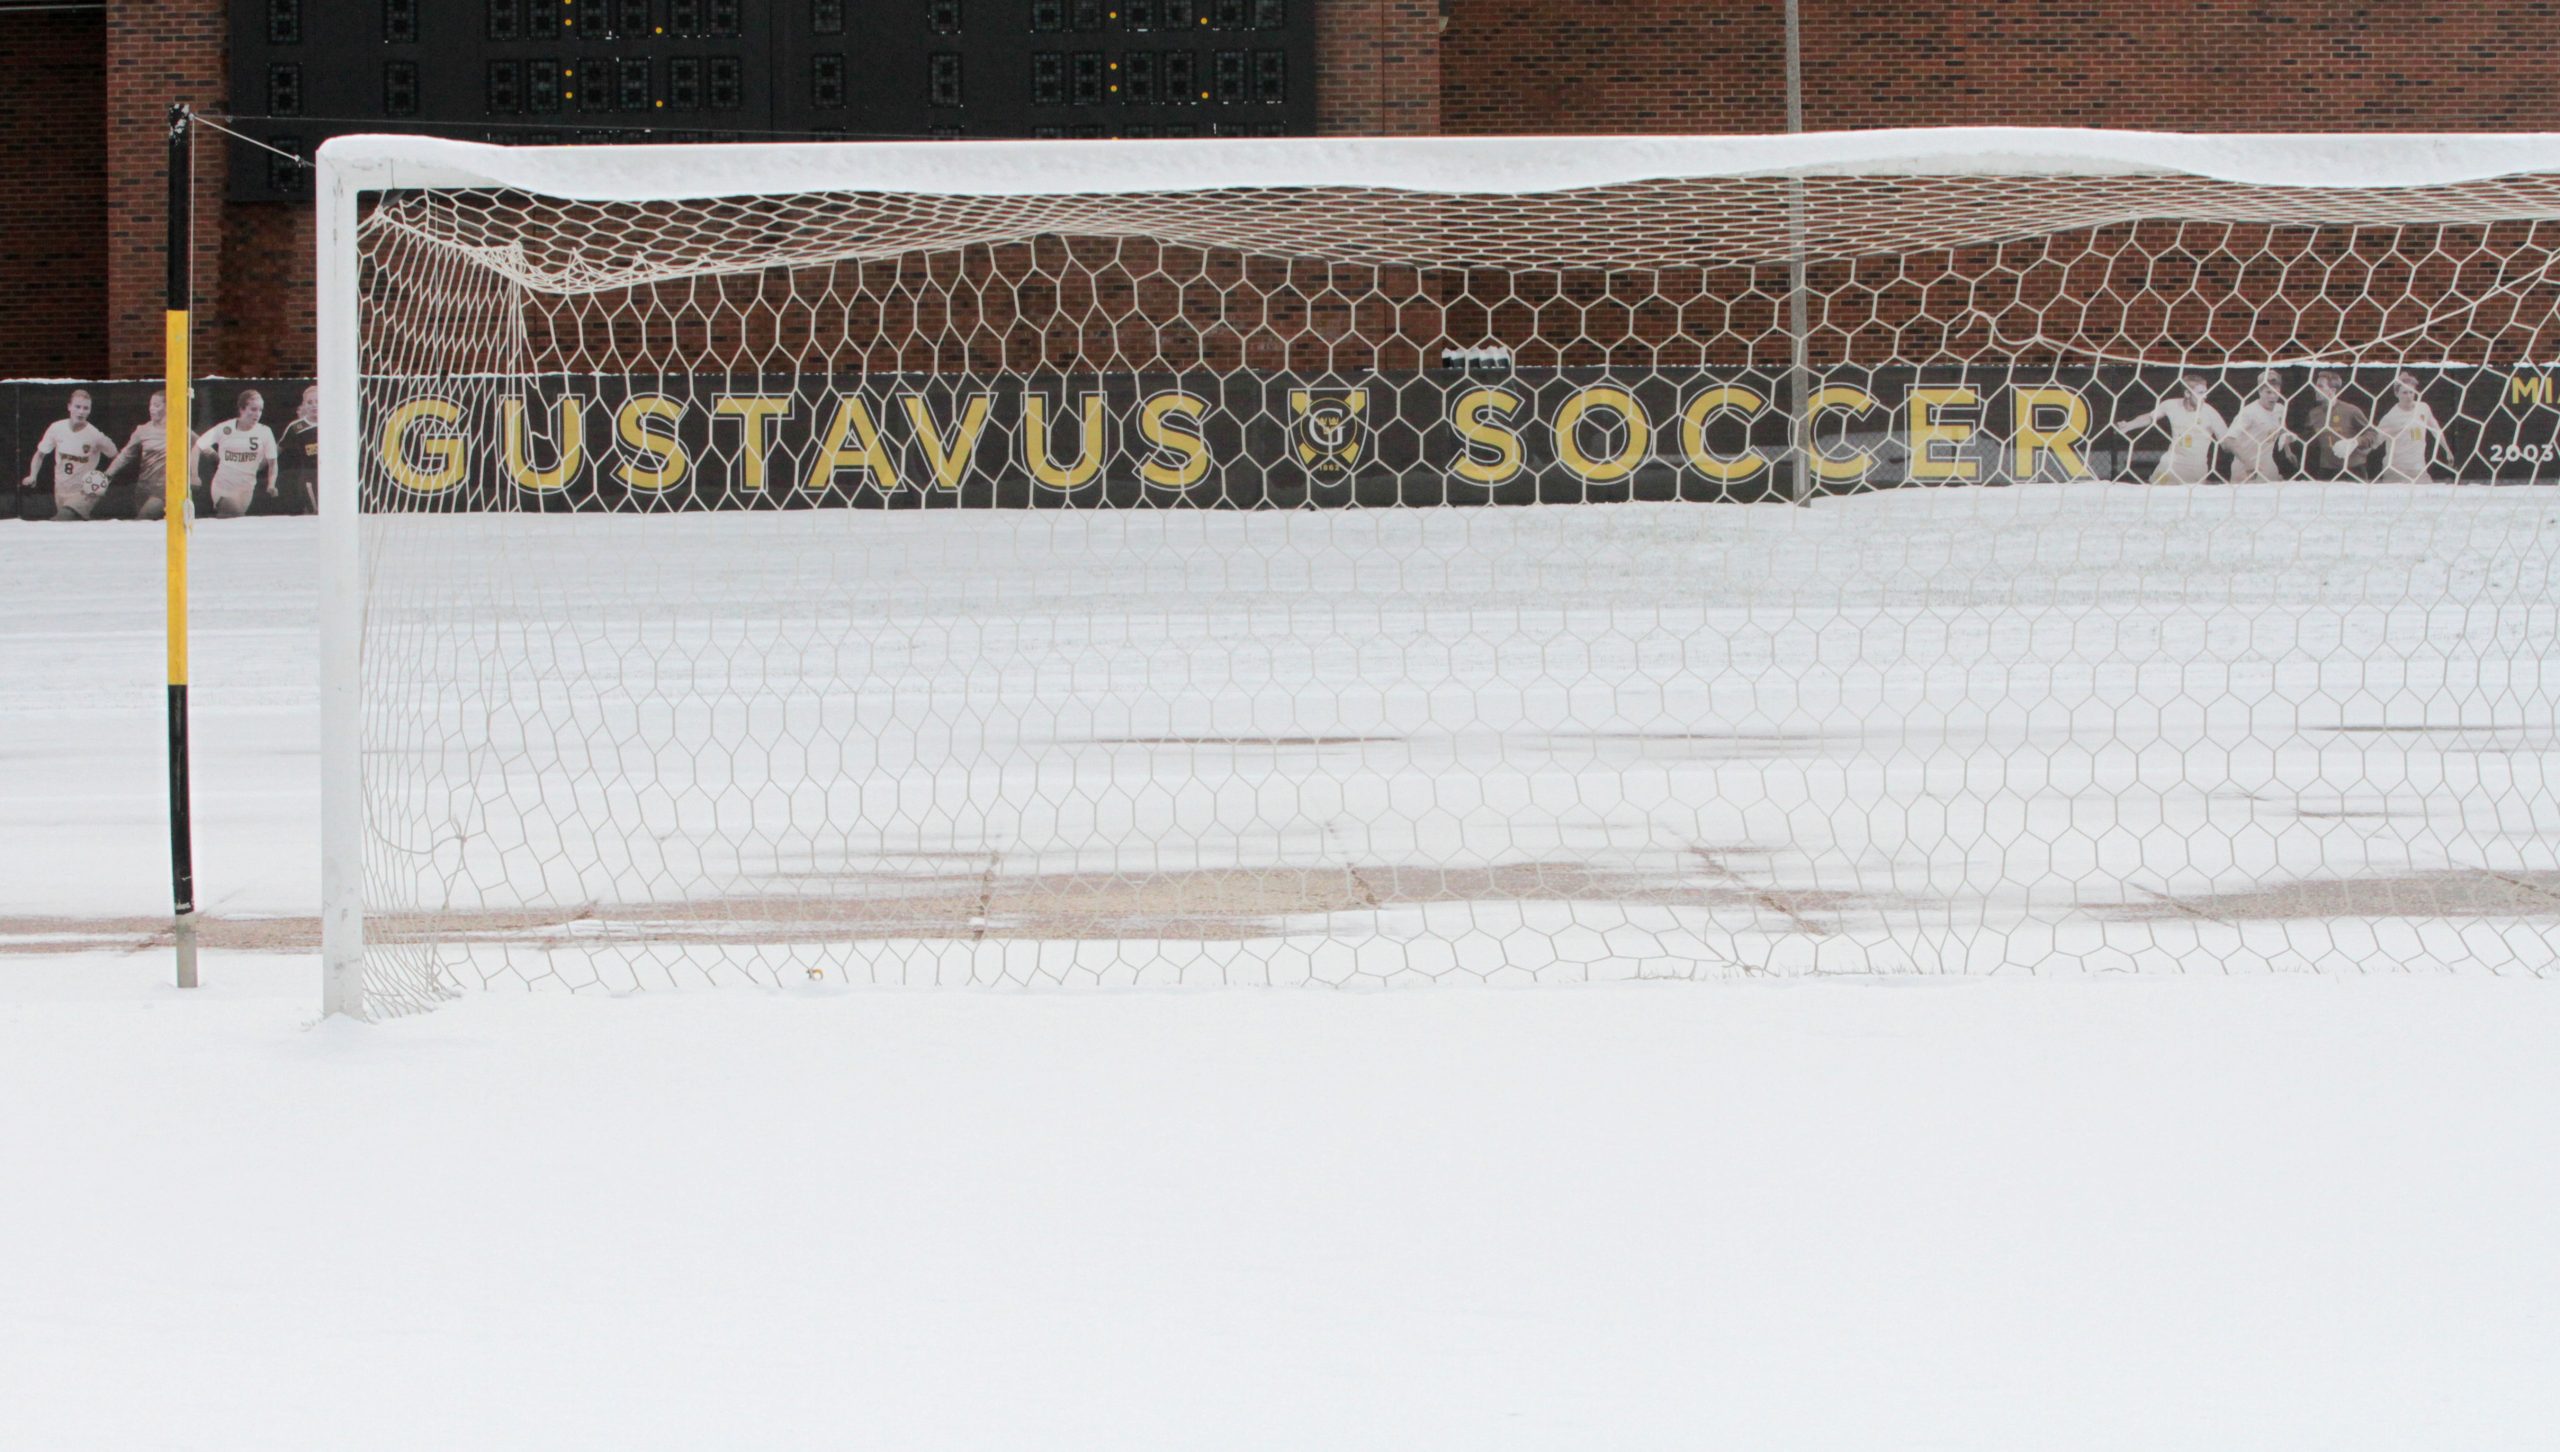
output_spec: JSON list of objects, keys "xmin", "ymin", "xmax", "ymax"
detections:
[
  {"xmin": 0, "ymin": 858, "xmax": 1864, "ymax": 953},
  {"xmin": 2111, "ymin": 868, "xmax": 2560, "ymax": 922}
]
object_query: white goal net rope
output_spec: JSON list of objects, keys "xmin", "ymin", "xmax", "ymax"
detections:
[{"xmin": 341, "ymin": 140, "xmax": 2560, "ymax": 1013}]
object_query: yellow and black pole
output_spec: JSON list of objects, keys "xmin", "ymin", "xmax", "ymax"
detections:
[{"xmin": 166, "ymin": 102, "xmax": 198, "ymax": 989}]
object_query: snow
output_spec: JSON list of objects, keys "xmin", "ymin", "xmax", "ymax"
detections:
[
  {"xmin": 352, "ymin": 483, "xmax": 2559, "ymax": 993},
  {"xmin": 4, "ymin": 958, "xmax": 2557, "ymax": 1448},
  {"xmin": 2, "ymin": 520, "xmax": 317, "ymax": 921},
  {"xmin": 6, "ymin": 503, "xmax": 2560, "ymax": 1447}
]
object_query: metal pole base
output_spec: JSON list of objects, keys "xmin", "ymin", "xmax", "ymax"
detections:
[{"xmin": 175, "ymin": 910, "xmax": 199, "ymax": 990}]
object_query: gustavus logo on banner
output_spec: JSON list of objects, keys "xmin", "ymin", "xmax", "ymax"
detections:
[{"xmin": 1287, "ymin": 388, "xmax": 1369, "ymax": 478}]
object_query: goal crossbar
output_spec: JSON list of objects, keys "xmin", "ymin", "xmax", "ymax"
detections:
[{"xmin": 321, "ymin": 128, "xmax": 2560, "ymax": 200}]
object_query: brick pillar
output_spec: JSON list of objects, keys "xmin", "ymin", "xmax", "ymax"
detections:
[
  {"xmin": 0, "ymin": 12, "xmax": 110, "ymax": 378},
  {"xmin": 1317, "ymin": 0, "xmax": 1441, "ymax": 135},
  {"xmin": 106, "ymin": 0, "xmax": 227, "ymax": 379}
]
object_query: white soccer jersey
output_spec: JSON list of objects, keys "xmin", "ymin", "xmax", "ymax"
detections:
[
  {"xmin": 199, "ymin": 419, "xmax": 277, "ymax": 509},
  {"xmin": 2374, "ymin": 401, "xmax": 2440, "ymax": 482},
  {"xmin": 2145, "ymin": 399, "xmax": 2227, "ymax": 484},
  {"xmin": 2222, "ymin": 398, "xmax": 2292, "ymax": 482},
  {"xmin": 41, "ymin": 420, "xmax": 113, "ymax": 481},
  {"xmin": 41, "ymin": 420, "xmax": 115, "ymax": 515}
]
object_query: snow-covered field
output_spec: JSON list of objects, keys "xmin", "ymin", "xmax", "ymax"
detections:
[
  {"xmin": 353, "ymin": 482, "xmax": 2560, "ymax": 997},
  {"xmin": 5, "ymin": 496, "xmax": 2559, "ymax": 1448}
]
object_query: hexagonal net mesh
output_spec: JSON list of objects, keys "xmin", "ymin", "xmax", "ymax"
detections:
[{"xmin": 339, "ymin": 142, "xmax": 2560, "ymax": 1015}]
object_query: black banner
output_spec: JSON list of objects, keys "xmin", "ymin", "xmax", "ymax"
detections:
[
  {"xmin": 11, "ymin": 363, "xmax": 2560, "ymax": 521},
  {"xmin": 3, "ymin": 378, "xmax": 317, "ymax": 522},
  {"xmin": 358, "ymin": 362, "xmax": 2560, "ymax": 513}
]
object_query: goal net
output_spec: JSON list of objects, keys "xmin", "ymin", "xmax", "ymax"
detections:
[{"xmin": 318, "ymin": 131, "xmax": 2560, "ymax": 1016}]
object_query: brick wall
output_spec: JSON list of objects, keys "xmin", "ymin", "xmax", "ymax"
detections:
[
  {"xmin": 104, "ymin": 0, "xmax": 226, "ymax": 379},
  {"xmin": 218, "ymin": 202, "xmax": 312, "ymax": 376},
  {"xmin": 1316, "ymin": 0, "xmax": 1441, "ymax": 134},
  {"xmin": 1443, "ymin": 1, "xmax": 2560, "ymax": 135},
  {"xmin": 1441, "ymin": 2, "xmax": 1785, "ymax": 135},
  {"xmin": 24, "ymin": 1, "xmax": 2560, "ymax": 384},
  {"xmin": 1813, "ymin": 2, "xmax": 2560, "ymax": 131},
  {"xmin": 0, "ymin": 12, "xmax": 110, "ymax": 377}
]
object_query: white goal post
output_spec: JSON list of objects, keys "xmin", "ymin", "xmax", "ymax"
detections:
[{"xmin": 317, "ymin": 129, "xmax": 2560, "ymax": 1017}]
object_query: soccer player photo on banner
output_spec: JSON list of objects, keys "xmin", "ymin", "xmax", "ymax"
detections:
[
  {"xmin": 268, "ymin": 383, "xmax": 320, "ymax": 515},
  {"xmin": 194, "ymin": 387, "xmax": 280, "ymax": 519},
  {"xmin": 99, "ymin": 388, "xmax": 183, "ymax": 520},
  {"xmin": 18, "ymin": 387, "xmax": 116, "ymax": 520},
  {"xmin": 1, "ymin": 378, "xmax": 312, "ymax": 521},
  {"xmin": 2220, "ymin": 373, "xmax": 2304, "ymax": 483}
]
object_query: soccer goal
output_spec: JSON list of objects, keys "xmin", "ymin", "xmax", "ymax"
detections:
[{"xmin": 317, "ymin": 130, "xmax": 2560, "ymax": 1016}]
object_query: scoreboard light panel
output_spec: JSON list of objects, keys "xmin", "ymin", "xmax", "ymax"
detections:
[{"xmin": 229, "ymin": 0, "xmax": 1318, "ymax": 201}]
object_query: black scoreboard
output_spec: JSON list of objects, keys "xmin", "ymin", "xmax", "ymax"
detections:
[{"xmin": 227, "ymin": 0, "xmax": 1318, "ymax": 201}]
